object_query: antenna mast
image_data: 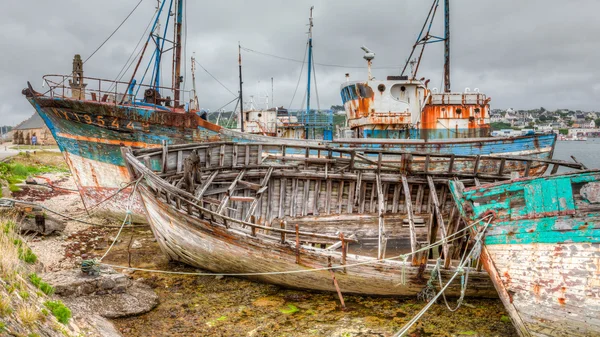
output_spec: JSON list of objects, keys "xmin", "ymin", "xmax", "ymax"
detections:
[
  {"xmin": 190, "ymin": 53, "xmax": 199, "ymax": 110},
  {"xmin": 444, "ymin": 0, "xmax": 450, "ymax": 92},
  {"xmin": 173, "ymin": 0, "xmax": 184, "ymax": 106},
  {"xmin": 305, "ymin": 6, "xmax": 314, "ymax": 120},
  {"xmin": 238, "ymin": 42, "xmax": 244, "ymax": 132}
]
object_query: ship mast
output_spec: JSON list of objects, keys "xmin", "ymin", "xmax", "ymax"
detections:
[
  {"xmin": 173, "ymin": 0, "xmax": 184, "ymax": 107},
  {"xmin": 238, "ymin": 42, "xmax": 244, "ymax": 132},
  {"xmin": 444, "ymin": 0, "xmax": 450, "ymax": 92},
  {"xmin": 305, "ymin": 6, "xmax": 314, "ymax": 124}
]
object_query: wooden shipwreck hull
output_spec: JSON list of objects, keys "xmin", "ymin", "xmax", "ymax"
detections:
[
  {"xmin": 24, "ymin": 78, "xmax": 556, "ymax": 221},
  {"xmin": 121, "ymin": 142, "xmax": 582, "ymax": 297},
  {"xmin": 450, "ymin": 171, "xmax": 600, "ymax": 337}
]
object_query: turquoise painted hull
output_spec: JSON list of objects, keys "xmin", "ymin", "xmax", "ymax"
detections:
[{"xmin": 450, "ymin": 171, "xmax": 600, "ymax": 337}]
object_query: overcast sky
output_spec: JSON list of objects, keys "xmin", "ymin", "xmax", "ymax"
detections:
[{"xmin": 2, "ymin": 0, "xmax": 599, "ymax": 125}]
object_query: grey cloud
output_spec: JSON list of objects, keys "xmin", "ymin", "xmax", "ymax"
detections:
[{"xmin": 2, "ymin": 0, "xmax": 599, "ymax": 126}]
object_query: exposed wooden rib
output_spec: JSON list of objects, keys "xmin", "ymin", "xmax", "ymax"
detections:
[
  {"xmin": 278, "ymin": 178, "xmax": 286, "ymax": 219},
  {"xmin": 473, "ymin": 155, "xmax": 481, "ymax": 175},
  {"xmin": 337, "ymin": 181, "xmax": 344, "ymax": 214},
  {"xmin": 376, "ymin": 174, "xmax": 386, "ymax": 260},
  {"xmin": 244, "ymin": 167, "xmax": 273, "ymax": 222},
  {"xmin": 325, "ymin": 180, "xmax": 332, "ymax": 214},
  {"xmin": 524, "ymin": 160, "xmax": 532, "ymax": 177},
  {"xmin": 217, "ymin": 170, "xmax": 246, "ymax": 214},
  {"xmin": 401, "ymin": 174, "xmax": 418, "ymax": 265},
  {"xmin": 238, "ymin": 180, "xmax": 261, "ymax": 191},
  {"xmin": 498, "ymin": 158, "xmax": 506, "ymax": 176},
  {"xmin": 194, "ymin": 171, "xmax": 218, "ymax": 199},
  {"xmin": 161, "ymin": 140, "xmax": 168, "ymax": 173},
  {"xmin": 427, "ymin": 175, "xmax": 449, "ymax": 267},
  {"xmin": 176, "ymin": 150, "xmax": 183, "ymax": 173}
]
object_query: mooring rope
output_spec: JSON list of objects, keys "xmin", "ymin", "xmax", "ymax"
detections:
[
  {"xmin": 98, "ymin": 213, "xmax": 493, "ymax": 278},
  {"xmin": 392, "ymin": 216, "xmax": 492, "ymax": 337},
  {"xmin": 81, "ymin": 175, "xmax": 144, "ymax": 275},
  {"xmin": 2, "ymin": 198, "xmax": 148, "ymax": 229},
  {"xmin": 98, "ymin": 176, "xmax": 143, "ymax": 262}
]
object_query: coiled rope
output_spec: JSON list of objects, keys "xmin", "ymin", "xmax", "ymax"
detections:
[{"xmin": 393, "ymin": 216, "xmax": 493, "ymax": 337}]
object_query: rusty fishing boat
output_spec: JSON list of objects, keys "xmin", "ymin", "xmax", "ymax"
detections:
[
  {"xmin": 120, "ymin": 142, "xmax": 582, "ymax": 297},
  {"xmin": 23, "ymin": 0, "xmax": 556, "ymax": 222},
  {"xmin": 450, "ymin": 170, "xmax": 600, "ymax": 336}
]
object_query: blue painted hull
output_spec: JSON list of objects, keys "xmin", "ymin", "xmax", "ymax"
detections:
[{"xmin": 26, "ymin": 96, "xmax": 556, "ymax": 220}]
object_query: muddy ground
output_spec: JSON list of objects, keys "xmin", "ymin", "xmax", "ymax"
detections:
[{"xmin": 13, "ymin": 164, "xmax": 516, "ymax": 336}]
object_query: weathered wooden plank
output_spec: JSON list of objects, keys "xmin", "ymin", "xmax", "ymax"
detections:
[
  {"xmin": 392, "ymin": 183, "xmax": 400, "ymax": 213},
  {"xmin": 217, "ymin": 170, "xmax": 246, "ymax": 214},
  {"xmin": 337, "ymin": 180, "xmax": 344, "ymax": 214},
  {"xmin": 194, "ymin": 171, "xmax": 218, "ymax": 199},
  {"xmin": 427, "ymin": 175, "xmax": 449, "ymax": 266},
  {"xmin": 376, "ymin": 174, "xmax": 386, "ymax": 260},
  {"xmin": 401, "ymin": 174, "xmax": 418, "ymax": 265},
  {"xmin": 176, "ymin": 150, "xmax": 183, "ymax": 173}
]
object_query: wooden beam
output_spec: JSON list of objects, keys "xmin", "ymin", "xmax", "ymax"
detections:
[
  {"xmin": 427, "ymin": 175, "xmax": 449, "ymax": 267},
  {"xmin": 194, "ymin": 171, "xmax": 218, "ymax": 199},
  {"xmin": 244, "ymin": 167, "xmax": 273, "ymax": 222},
  {"xmin": 217, "ymin": 170, "xmax": 246, "ymax": 214},
  {"xmin": 376, "ymin": 174, "xmax": 386, "ymax": 260},
  {"xmin": 401, "ymin": 174, "xmax": 419, "ymax": 265}
]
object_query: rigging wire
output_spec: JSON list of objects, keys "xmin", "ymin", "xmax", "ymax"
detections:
[
  {"xmin": 193, "ymin": 59, "xmax": 237, "ymax": 97},
  {"xmin": 84, "ymin": 0, "xmax": 145, "ymax": 64},
  {"xmin": 288, "ymin": 40, "xmax": 309, "ymax": 109},
  {"xmin": 108, "ymin": 7, "xmax": 160, "ymax": 92},
  {"xmin": 311, "ymin": 51, "xmax": 321, "ymax": 112},
  {"xmin": 241, "ymin": 46, "xmax": 400, "ymax": 70}
]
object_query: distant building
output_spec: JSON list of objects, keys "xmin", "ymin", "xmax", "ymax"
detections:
[{"xmin": 12, "ymin": 113, "xmax": 56, "ymax": 145}]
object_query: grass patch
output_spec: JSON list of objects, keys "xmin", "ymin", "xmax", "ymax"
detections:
[
  {"xmin": 0, "ymin": 153, "xmax": 68, "ymax": 192},
  {"xmin": 0, "ymin": 219, "xmax": 21, "ymax": 278},
  {"xmin": 16, "ymin": 243, "xmax": 37, "ymax": 265},
  {"xmin": 501, "ymin": 315, "xmax": 511, "ymax": 323},
  {"xmin": 19, "ymin": 290, "xmax": 30, "ymax": 300},
  {"xmin": 17, "ymin": 305, "xmax": 39, "ymax": 327},
  {"xmin": 44, "ymin": 301, "xmax": 71, "ymax": 324},
  {"xmin": 28, "ymin": 273, "xmax": 54, "ymax": 296},
  {"xmin": 0, "ymin": 297, "xmax": 12, "ymax": 317}
]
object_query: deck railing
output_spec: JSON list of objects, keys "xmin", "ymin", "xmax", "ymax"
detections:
[{"xmin": 41, "ymin": 74, "xmax": 193, "ymax": 109}]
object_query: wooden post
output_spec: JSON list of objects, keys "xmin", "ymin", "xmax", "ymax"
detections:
[
  {"xmin": 251, "ymin": 215, "xmax": 257, "ymax": 237},
  {"xmin": 401, "ymin": 175, "xmax": 419, "ymax": 265},
  {"xmin": 161, "ymin": 140, "xmax": 168, "ymax": 173},
  {"xmin": 295, "ymin": 224, "xmax": 300, "ymax": 264},
  {"xmin": 329, "ymin": 259, "xmax": 346, "ymax": 310},
  {"xmin": 340, "ymin": 233, "xmax": 347, "ymax": 273},
  {"xmin": 376, "ymin": 174, "xmax": 386, "ymax": 260},
  {"xmin": 280, "ymin": 220, "xmax": 286, "ymax": 244},
  {"xmin": 427, "ymin": 176, "xmax": 449, "ymax": 265}
]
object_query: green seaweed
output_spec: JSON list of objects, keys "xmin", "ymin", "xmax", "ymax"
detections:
[{"xmin": 279, "ymin": 304, "xmax": 299, "ymax": 315}]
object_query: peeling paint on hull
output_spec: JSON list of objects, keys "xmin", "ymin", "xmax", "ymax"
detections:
[
  {"xmin": 26, "ymin": 95, "xmax": 556, "ymax": 221},
  {"xmin": 450, "ymin": 171, "xmax": 600, "ymax": 337}
]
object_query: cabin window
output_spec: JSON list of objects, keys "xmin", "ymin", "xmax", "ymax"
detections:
[
  {"xmin": 474, "ymin": 108, "xmax": 480, "ymax": 113},
  {"xmin": 456, "ymin": 108, "xmax": 462, "ymax": 115},
  {"xmin": 258, "ymin": 113, "xmax": 262, "ymax": 118},
  {"xmin": 390, "ymin": 84, "xmax": 409, "ymax": 101},
  {"xmin": 377, "ymin": 84, "xmax": 386, "ymax": 92},
  {"xmin": 356, "ymin": 84, "xmax": 373, "ymax": 99},
  {"xmin": 469, "ymin": 116, "xmax": 475, "ymax": 122},
  {"xmin": 400, "ymin": 86, "xmax": 406, "ymax": 92}
]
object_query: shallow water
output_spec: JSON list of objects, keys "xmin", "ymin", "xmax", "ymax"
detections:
[{"xmin": 553, "ymin": 138, "xmax": 600, "ymax": 169}]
